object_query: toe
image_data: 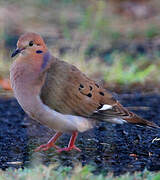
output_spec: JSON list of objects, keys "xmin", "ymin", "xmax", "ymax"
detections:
[
  {"xmin": 34, "ymin": 143, "xmax": 55, "ymax": 152},
  {"xmin": 73, "ymin": 146, "xmax": 81, "ymax": 152},
  {"xmin": 34, "ymin": 145, "xmax": 45, "ymax": 152},
  {"xmin": 57, "ymin": 148, "xmax": 68, "ymax": 153},
  {"xmin": 57, "ymin": 146, "xmax": 81, "ymax": 153}
]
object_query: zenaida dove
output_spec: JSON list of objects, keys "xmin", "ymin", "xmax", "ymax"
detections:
[{"xmin": 10, "ymin": 32, "xmax": 158, "ymax": 153}]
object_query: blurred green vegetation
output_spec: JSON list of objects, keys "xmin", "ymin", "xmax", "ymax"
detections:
[
  {"xmin": 1, "ymin": 0, "xmax": 160, "ymax": 85},
  {"xmin": 1, "ymin": 164, "xmax": 160, "ymax": 180}
]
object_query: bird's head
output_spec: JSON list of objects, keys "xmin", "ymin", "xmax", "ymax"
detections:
[{"xmin": 11, "ymin": 32, "xmax": 47, "ymax": 58}]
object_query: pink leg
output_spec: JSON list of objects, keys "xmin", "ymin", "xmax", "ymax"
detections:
[
  {"xmin": 57, "ymin": 131, "xmax": 81, "ymax": 153},
  {"xmin": 34, "ymin": 132, "xmax": 62, "ymax": 152}
]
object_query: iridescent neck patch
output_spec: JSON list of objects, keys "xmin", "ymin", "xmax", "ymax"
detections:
[{"xmin": 41, "ymin": 51, "xmax": 51, "ymax": 71}]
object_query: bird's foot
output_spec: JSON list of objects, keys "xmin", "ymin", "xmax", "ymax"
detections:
[
  {"xmin": 34, "ymin": 132, "xmax": 62, "ymax": 152},
  {"xmin": 57, "ymin": 145, "xmax": 81, "ymax": 153},
  {"xmin": 34, "ymin": 143, "xmax": 60, "ymax": 152}
]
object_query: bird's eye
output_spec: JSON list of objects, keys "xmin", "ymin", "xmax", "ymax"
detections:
[{"xmin": 29, "ymin": 41, "xmax": 34, "ymax": 46}]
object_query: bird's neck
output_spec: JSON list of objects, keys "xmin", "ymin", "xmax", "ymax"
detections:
[{"xmin": 10, "ymin": 54, "xmax": 46, "ymax": 108}]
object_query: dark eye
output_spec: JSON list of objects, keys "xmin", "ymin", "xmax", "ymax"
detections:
[{"xmin": 29, "ymin": 41, "xmax": 34, "ymax": 46}]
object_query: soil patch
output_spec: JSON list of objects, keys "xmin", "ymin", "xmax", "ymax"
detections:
[{"xmin": 0, "ymin": 92, "xmax": 160, "ymax": 176}]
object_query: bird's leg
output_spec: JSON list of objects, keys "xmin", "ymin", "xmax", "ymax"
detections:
[
  {"xmin": 34, "ymin": 132, "xmax": 62, "ymax": 152},
  {"xmin": 57, "ymin": 131, "xmax": 81, "ymax": 153}
]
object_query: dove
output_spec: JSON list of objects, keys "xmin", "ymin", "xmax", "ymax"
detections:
[{"xmin": 10, "ymin": 32, "xmax": 158, "ymax": 153}]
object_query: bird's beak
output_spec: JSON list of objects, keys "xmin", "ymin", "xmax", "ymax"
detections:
[{"xmin": 11, "ymin": 48, "xmax": 22, "ymax": 58}]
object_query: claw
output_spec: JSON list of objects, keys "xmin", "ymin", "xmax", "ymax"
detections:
[{"xmin": 57, "ymin": 145, "xmax": 81, "ymax": 153}]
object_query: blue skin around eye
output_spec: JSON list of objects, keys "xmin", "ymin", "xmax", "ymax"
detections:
[{"xmin": 41, "ymin": 51, "xmax": 51, "ymax": 71}]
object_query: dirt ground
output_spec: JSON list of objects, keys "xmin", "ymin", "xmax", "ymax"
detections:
[{"xmin": 1, "ymin": 91, "xmax": 160, "ymax": 176}]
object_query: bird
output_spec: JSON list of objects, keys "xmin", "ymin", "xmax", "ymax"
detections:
[{"xmin": 10, "ymin": 32, "xmax": 158, "ymax": 153}]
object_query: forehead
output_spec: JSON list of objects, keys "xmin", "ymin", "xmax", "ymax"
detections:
[{"xmin": 17, "ymin": 33, "xmax": 42, "ymax": 47}]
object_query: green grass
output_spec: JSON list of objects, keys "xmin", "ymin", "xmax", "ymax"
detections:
[
  {"xmin": 103, "ymin": 53, "xmax": 157, "ymax": 84},
  {"xmin": 1, "ymin": 164, "xmax": 160, "ymax": 180}
]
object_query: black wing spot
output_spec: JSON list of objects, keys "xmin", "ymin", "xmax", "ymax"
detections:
[
  {"xmin": 99, "ymin": 92, "xmax": 104, "ymax": 96},
  {"xmin": 87, "ymin": 93, "xmax": 92, "ymax": 97},
  {"xmin": 97, "ymin": 104, "xmax": 103, "ymax": 110},
  {"xmin": 80, "ymin": 84, "xmax": 84, "ymax": 88},
  {"xmin": 95, "ymin": 84, "xmax": 99, "ymax": 88},
  {"xmin": 89, "ymin": 86, "xmax": 92, "ymax": 91}
]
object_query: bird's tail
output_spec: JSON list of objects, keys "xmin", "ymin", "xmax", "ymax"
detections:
[
  {"xmin": 122, "ymin": 111, "xmax": 158, "ymax": 128},
  {"xmin": 92, "ymin": 102, "xmax": 159, "ymax": 128}
]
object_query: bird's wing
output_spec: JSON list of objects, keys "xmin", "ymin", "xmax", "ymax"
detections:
[
  {"xmin": 40, "ymin": 57, "xmax": 158, "ymax": 128},
  {"xmin": 40, "ymin": 57, "xmax": 105, "ymax": 116}
]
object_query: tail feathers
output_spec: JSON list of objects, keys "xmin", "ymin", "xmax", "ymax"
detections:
[
  {"xmin": 92, "ymin": 101, "xmax": 159, "ymax": 128},
  {"xmin": 123, "ymin": 113, "xmax": 159, "ymax": 128}
]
